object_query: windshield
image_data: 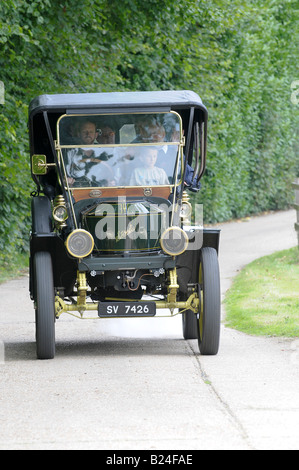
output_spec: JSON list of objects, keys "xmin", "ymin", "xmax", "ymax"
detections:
[{"xmin": 57, "ymin": 112, "xmax": 183, "ymax": 188}]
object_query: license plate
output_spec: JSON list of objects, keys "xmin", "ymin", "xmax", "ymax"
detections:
[{"xmin": 98, "ymin": 301, "xmax": 156, "ymax": 317}]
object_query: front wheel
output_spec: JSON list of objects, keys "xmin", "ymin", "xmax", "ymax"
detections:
[
  {"xmin": 34, "ymin": 251, "xmax": 55, "ymax": 359},
  {"xmin": 197, "ymin": 247, "xmax": 221, "ymax": 355}
]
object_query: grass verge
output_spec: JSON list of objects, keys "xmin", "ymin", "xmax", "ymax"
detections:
[
  {"xmin": 224, "ymin": 247, "xmax": 299, "ymax": 337},
  {"xmin": 0, "ymin": 253, "xmax": 29, "ymax": 284}
]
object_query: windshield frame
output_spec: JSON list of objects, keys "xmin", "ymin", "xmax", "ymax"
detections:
[{"xmin": 56, "ymin": 111, "xmax": 184, "ymax": 191}]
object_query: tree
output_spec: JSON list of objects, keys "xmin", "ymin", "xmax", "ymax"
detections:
[{"xmin": 0, "ymin": 0, "xmax": 298, "ymax": 261}]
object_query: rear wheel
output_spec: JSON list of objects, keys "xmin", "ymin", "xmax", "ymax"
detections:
[
  {"xmin": 182, "ymin": 309, "xmax": 198, "ymax": 339},
  {"xmin": 197, "ymin": 247, "xmax": 221, "ymax": 355},
  {"xmin": 34, "ymin": 251, "xmax": 55, "ymax": 359}
]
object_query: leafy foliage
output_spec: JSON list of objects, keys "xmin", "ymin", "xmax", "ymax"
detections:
[{"xmin": 0, "ymin": 0, "xmax": 298, "ymax": 260}]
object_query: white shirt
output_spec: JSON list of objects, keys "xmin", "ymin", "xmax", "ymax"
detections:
[{"xmin": 129, "ymin": 166, "xmax": 169, "ymax": 186}]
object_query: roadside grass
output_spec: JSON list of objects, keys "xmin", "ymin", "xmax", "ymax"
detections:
[
  {"xmin": 0, "ymin": 252, "xmax": 29, "ymax": 284},
  {"xmin": 224, "ymin": 247, "xmax": 299, "ymax": 337}
]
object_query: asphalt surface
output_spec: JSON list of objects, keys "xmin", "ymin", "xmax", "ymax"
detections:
[{"xmin": 0, "ymin": 209, "xmax": 298, "ymax": 450}]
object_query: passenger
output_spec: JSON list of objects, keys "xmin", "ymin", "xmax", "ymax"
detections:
[
  {"xmin": 133, "ymin": 117, "xmax": 171, "ymax": 173},
  {"xmin": 135, "ymin": 117, "xmax": 166, "ymax": 143},
  {"xmin": 96, "ymin": 125, "xmax": 116, "ymax": 145},
  {"xmin": 129, "ymin": 147, "xmax": 169, "ymax": 186}
]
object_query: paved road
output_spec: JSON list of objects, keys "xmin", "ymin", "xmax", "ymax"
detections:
[{"xmin": 0, "ymin": 209, "xmax": 298, "ymax": 450}]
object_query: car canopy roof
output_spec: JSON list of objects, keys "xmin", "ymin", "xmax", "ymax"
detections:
[{"xmin": 29, "ymin": 90, "xmax": 207, "ymax": 119}]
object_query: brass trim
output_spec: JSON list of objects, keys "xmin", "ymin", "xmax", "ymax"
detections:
[
  {"xmin": 89, "ymin": 189, "xmax": 102, "ymax": 197},
  {"xmin": 144, "ymin": 187, "xmax": 152, "ymax": 196},
  {"xmin": 55, "ymin": 290, "xmax": 200, "ymax": 319},
  {"xmin": 55, "ymin": 110, "xmax": 185, "ymax": 191},
  {"xmin": 160, "ymin": 226, "xmax": 189, "ymax": 256},
  {"xmin": 65, "ymin": 229, "xmax": 94, "ymax": 258}
]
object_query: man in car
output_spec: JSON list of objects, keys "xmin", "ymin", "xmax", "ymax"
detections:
[{"xmin": 65, "ymin": 119, "xmax": 99, "ymax": 186}]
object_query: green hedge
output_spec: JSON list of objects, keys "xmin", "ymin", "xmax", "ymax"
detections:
[{"xmin": 0, "ymin": 0, "xmax": 298, "ymax": 261}]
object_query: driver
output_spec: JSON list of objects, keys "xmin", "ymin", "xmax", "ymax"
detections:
[
  {"xmin": 86, "ymin": 125, "xmax": 115, "ymax": 185},
  {"xmin": 65, "ymin": 119, "xmax": 99, "ymax": 186},
  {"xmin": 66, "ymin": 120, "xmax": 113, "ymax": 187}
]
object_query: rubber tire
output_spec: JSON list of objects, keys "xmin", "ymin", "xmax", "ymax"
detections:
[
  {"xmin": 34, "ymin": 251, "xmax": 55, "ymax": 359},
  {"xmin": 197, "ymin": 247, "xmax": 221, "ymax": 355},
  {"xmin": 31, "ymin": 196, "xmax": 52, "ymax": 233},
  {"xmin": 182, "ymin": 309, "xmax": 198, "ymax": 339}
]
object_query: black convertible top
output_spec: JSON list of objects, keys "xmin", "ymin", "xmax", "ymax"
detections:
[{"xmin": 29, "ymin": 90, "xmax": 207, "ymax": 118}]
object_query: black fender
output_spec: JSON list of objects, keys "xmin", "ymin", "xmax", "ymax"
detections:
[
  {"xmin": 176, "ymin": 228, "xmax": 220, "ymax": 295},
  {"xmin": 31, "ymin": 196, "xmax": 52, "ymax": 234}
]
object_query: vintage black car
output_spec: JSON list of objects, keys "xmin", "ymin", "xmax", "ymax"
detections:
[{"xmin": 28, "ymin": 90, "xmax": 220, "ymax": 359}]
